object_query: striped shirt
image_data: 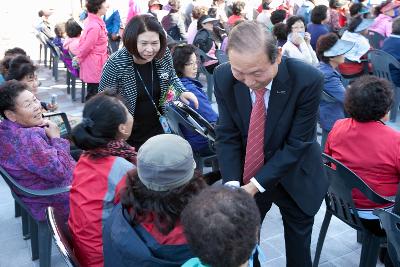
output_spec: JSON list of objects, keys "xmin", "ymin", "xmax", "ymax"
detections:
[{"xmin": 99, "ymin": 47, "xmax": 186, "ymax": 116}]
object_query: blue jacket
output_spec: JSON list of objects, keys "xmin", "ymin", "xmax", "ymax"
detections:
[
  {"xmin": 103, "ymin": 204, "xmax": 193, "ymax": 267},
  {"xmin": 104, "ymin": 9, "xmax": 121, "ymax": 35},
  {"xmin": 317, "ymin": 62, "xmax": 345, "ymax": 131},
  {"xmin": 382, "ymin": 36, "xmax": 400, "ymax": 87},
  {"xmin": 180, "ymin": 77, "xmax": 218, "ymax": 151}
]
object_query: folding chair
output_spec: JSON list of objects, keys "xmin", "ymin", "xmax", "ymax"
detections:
[
  {"xmin": 46, "ymin": 207, "xmax": 81, "ymax": 267},
  {"xmin": 368, "ymin": 49, "xmax": 400, "ymax": 122},
  {"xmin": 313, "ymin": 153, "xmax": 394, "ymax": 267},
  {"xmin": 0, "ymin": 166, "xmax": 70, "ymax": 267},
  {"xmin": 165, "ymin": 101, "xmax": 218, "ymax": 173},
  {"xmin": 35, "ymin": 32, "xmax": 49, "ymax": 67}
]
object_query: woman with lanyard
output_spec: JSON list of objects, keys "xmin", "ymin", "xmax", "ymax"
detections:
[{"xmin": 99, "ymin": 14, "xmax": 198, "ymax": 150}]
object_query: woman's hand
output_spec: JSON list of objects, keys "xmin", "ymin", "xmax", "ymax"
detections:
[
  {"xmin": 180, "ymin": 92, "xmax": 199, "ymax": 109},
  {"xmin": 46, "ymin": 103, "xmax": 58, "ymax": 112},
  {"xmin": 41, "ymin": 120, "xmax": 61, "ymax": 139},
  {"xmin": 304, "ymin": 32, "xmax": 311, "ymax": 44}
]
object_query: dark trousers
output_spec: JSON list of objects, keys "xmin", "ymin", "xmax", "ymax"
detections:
[
  {"xmin": 86, "ymin": 83, "xmax": 99, "ymax": 101},
  {"xmin": 255, "ymin": 183, "xmax": 314, "ymax": 267}
]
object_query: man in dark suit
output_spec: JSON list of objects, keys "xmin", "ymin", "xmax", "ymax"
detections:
[{"xmin": 214, "ymin": 21, "xmax": 329, "ymax": 267}]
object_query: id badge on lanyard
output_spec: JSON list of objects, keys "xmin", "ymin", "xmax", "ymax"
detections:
[{"xmin": 159, "ymin": 115, "xmax": 171, "ymax": 133}]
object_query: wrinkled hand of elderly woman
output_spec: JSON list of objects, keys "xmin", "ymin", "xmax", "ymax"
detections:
[
  {"xmin": 40, "ymin": 119, "xmax": 61, "ymax": 139},
  {"xmin": 179, "ymin": 92, "xmax": 199, "ymax": 109}
]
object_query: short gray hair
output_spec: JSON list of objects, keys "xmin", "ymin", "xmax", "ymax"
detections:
[{"xmin": 227, "ymin": 21, "xmax": 279, "ymax": 63}]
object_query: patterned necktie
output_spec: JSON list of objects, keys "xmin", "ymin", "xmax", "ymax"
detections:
[{"xmin": 243, "ymin": 89, "xmax": 267, "ymax": 184}]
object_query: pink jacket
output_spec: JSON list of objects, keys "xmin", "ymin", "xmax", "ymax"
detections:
[
  {"xmin": 369, "ymin": 14, "xmax": 392, "ymax": 38},
  {"xmin": 78, "ymin": 13, "xmax": 108, "ymax": 83}
]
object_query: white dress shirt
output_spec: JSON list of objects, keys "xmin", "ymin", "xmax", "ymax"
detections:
[{"xmin": 225, "ymin": 80, "xmax": 273, "ymax": 193}]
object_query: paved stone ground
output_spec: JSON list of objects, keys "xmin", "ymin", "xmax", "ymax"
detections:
[{"xmin": 0, "ymin": 1, "xmax": 396, "ymax": 266}]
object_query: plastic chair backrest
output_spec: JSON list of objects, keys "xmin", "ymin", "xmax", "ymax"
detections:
[
  {"xmin": 46, "ymin": 207, "xmax": 80, "ymax": 267},
  {"xmin": 373, "ymin": 209, "xmax": 400, "ymax": 266},
  {"xmin": 322, "ymin": 153, "xmax": 394, "ymax": 229},
  {"xmin": 368, "ymin": 49, "xmax": 400, "ymax": 83},
  {"xmin": 367, "ymin": 31, "xmax": 385, "ymax": 49},
  {"xmin": 0, "ymin": 166, "xmax": 70, "ymax": 198},
  {"xmin": 195, "ymin": 48, "xmax": 214, "ymax": 100}
]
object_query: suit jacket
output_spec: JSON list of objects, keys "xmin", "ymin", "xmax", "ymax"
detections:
[{"xmin": 214, "ymin": 57, "xmax": 328, "ymax": 216}]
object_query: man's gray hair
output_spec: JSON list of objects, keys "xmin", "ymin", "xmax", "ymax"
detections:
[
  {"xmin": 393, "ymin": 17, "xmax": 400, "ymax": 35},
  {"xmin": 227, "ymin": 21, "xmax": 279, "ymax": 63}
]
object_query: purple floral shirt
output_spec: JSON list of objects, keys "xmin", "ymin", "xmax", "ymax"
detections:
[{"xmin": 0, "ymin": 120, "xmax": 75, "ymax": 220}]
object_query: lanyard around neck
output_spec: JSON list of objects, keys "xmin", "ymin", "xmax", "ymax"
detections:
[{"xmin": 134, "ymin": 62, "xmax": 162, "ymax": 117}]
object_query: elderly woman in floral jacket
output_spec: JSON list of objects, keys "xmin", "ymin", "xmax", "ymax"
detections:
[
  {"xmin": 0, "ymin": 80, "xmax": 75, "ymax": 221},
  {"xmin": 99, "ymin": 14, "xmax": 197, "ymax": 150}
]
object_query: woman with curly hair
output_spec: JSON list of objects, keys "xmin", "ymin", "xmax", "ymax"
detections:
[
  {"xmin": 325, "ymin": 75, "xmax": 400, "ymax": 236},
  {"xmin": 103, "ymin": 134, "xmax": 206, "ymax": 267}
]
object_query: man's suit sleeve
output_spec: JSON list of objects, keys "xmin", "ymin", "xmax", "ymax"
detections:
[
  {"xmin": 214, "ymin": 69, "xmax": 244, "ymax": 184},
  {"xmin": 255, "ymin": 71, "xmax": 324, "ymax": 189}
]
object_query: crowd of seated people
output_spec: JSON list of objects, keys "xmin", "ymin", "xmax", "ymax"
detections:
[{"xmin": 2, "ymin": 0, "xmax": 400, "ymax": 266}]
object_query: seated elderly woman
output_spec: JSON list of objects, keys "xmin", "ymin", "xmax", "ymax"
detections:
[
  {"xmin": 282, "ymin": 16, "xmax": 319, "ymax": 66},
  {"xmin": 171, "ymin": 44, "xmax": 218, "ymax": 156},
  {"xmin": 6, "ymin": 55, "xmax": 56, "ymax": 111},
  {"xmin": 103, "ymin": 134, "xmax": 206, "ymax": 267},
  {"xmin": 339, "ymin": 16, "xmax": 373, "ymax": 76},
  {"xmin": 0, "ymin": 80, "xmax": 75, "ymax": 221},
  {"xmin": 316, "ymin": 33, "xmax": 354, "ymax": 148},
  {"xmin": 181, "ymin": 186, "xmax": 261, "ymax": 267},
  {"xmin": 325, "ymin": 76, "xmax": 400, "ymax": 235},
  {"xmin": 69, "ymin": 92, "xmax": 136, "ymax": 267}
]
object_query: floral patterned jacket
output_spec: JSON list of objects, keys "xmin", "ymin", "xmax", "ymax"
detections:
[{"xmin": 0, "ymin": 120, "xmax": 75, "ymax": 220}]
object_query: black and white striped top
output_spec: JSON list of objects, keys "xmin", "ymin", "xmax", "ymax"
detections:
[{"xmin": 99, "ymin": 47, "xmax": 185, "ymax": 116}]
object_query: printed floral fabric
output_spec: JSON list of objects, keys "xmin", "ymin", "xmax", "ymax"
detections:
[{"xmin": 0, "ymin": 120, "xmax": 75, "ymax": 220}]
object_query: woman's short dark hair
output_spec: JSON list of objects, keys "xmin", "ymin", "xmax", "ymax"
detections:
[
  {"xmin": 232, "ymin": 1, "xmax": 245, "ymax": 16},
  {"xmin": 5, "ymin": 55, "xmax": 37, "ymax": 81},
  {"xmin": 270, "ymin": 10, "xmax": 287, "ymax": 25},
  {"xmin": 121, "ymin": 169, "xmax": 206, "ymax": 235},
  {"xmin": 0, "ymin": 80, "xmax": 28, "ymax": 119},
  {"xmin": 286, "ymin": 15, "xmax": 306, "ymax": 34},
  {"xmin": 65, "ymin": 18, "xmax": 82, "ymax": 38},
  {"xmin": 374, "ymin": 0, "xmax": 390, "ymax": 16},
  {"xmin": 347, "ymin": 15, "xmax": 363, "ymax": 32},
  {"xmin": 181, "ymin": 186, "xmax": 261, "ymax": 267},
  {"xmin": 344, "ymin": 76, "xmax": 394, "ymax": 122},
  {"xmin": 349, "ymin": 3, "xmax": 363, "ymax": 17},
  {"xmin": 71, "ymin": 91, "xmax": 128, "ymax": 150},
  {"xmin": 316, "ymin": 33, "xmax": 339, "ymax": 63},
  {"xmin": 123, "ymin": 14, "xmax": 167, "ymax": 60},
  {"xmin": 172, "ymin": 44, "xmax": 197, "ymax": 78},
  {"xmin": 273, "ymin": 22, "xmax": 288, "ymax": 41},
  {"xmin": 311, "ymin": 5, "xmax": 328, "ymax": 24},
  {"xmin": 4, "ymin": 47, "xmax": 27, "ymax": 57},
  {"xmin": 86, "ymin": 0, "xmax": 105, "ymax": 14}
]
